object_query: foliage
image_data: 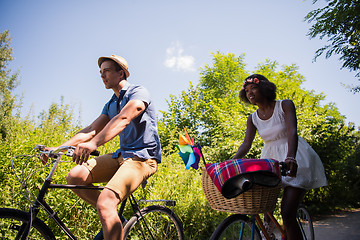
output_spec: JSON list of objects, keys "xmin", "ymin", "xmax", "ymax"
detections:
[
  {"xmin": 305, "ymin": 122, "xmax": 360, "ymax": 212},
  {"xmin": 0, "ymin": 30, "xmax": 20, "ymax": 141},
  {"xmin": 159, "ymin": 52, "xmax": 258, "ymax": 162},
  {"xmin": 305, "ymin": 0, "xmax": 360, "ymax": 92}
]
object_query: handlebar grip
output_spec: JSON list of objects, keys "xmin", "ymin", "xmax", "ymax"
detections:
[
  {"xmin": 91, "ymin": 150, "xmax": 100, "ymax": 156},
  {"xmin": 279, "ymin": 162, "xmax": 288, "ymax": 176},
  {"xmin": 65, "ymin": 147, "xmax": 100, "ymax": 157}
]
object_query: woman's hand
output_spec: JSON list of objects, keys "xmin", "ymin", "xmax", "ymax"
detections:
[{"xmin": 285, "ymin": 157, "xmax": 298, "ymax": 177}]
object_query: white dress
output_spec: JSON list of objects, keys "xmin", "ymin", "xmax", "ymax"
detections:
[{"xmin": 251, "ymin": 100, "xmax": 327, "ymax": 190}]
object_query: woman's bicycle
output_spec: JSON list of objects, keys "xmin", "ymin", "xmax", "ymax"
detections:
[
  {"xmin": 0, "ymin": 145, "xmax": 184, "ymax": 240},
  {"xmin": 203, "ymin": 161, "xmax": 314, "ymax": 240},
  {"xmin": 209, "ymin": 204, "xmax": 314, "ymax": 240}
]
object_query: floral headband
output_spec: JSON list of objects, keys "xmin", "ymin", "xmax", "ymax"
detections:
[{"xmin": 241, "ymin": 77, "xmax": 260, "ymax": 90}]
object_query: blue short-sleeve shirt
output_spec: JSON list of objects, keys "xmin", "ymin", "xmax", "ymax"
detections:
[{"xmin": 101, "ymin": 82, "xmax": 161, "ymax": 163}]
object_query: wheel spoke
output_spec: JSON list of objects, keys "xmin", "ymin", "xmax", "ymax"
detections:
[
  {"xmin": 210, "ymin": 214, "xmax": 260, "ymax": 240},
  {"xmin": 296, "ymin": 207, "xmax": 314, "ymax": 240},
  {"xmin": 123, "ymin": 205, "xmax": 184, "ymax": 240}
]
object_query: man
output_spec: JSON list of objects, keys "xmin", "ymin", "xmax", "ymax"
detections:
[{"xmin": 55, "ymin": 55, "xmax": 161, "ymax": 239}]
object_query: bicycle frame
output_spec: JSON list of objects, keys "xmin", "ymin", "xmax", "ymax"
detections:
[
  {"xmin": 228, "ymin": 214, "xmax": 283, "ymax": 240},
  {"xmin": 242, "ymin": 211, "xmax": 305, "ymax": 240},
  {"xmin": 255, "ymin": 213, "xmax": 286, "ymax": 240},
  {"xmin": 22, "ymin": 149, "xmax": 107, "ymax": 240}
]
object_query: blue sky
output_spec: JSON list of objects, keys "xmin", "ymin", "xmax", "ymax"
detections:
[{"xmin": 1, "ymin": 0, "xmax": 359, "ymax": 127}]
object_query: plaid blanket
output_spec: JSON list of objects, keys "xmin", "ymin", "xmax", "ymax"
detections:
[{"xmin": 205, "ymin": 159, "xmax": 281, "ymax": 199}]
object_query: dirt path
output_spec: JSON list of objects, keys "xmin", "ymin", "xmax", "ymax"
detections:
[{"xmin": 312, "ymin": 209, "xmax": 360, "ymax": 240}]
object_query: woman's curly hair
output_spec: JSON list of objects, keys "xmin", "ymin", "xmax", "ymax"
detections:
[{"xmin": 239, "ymin": 74, "xmax": 277, "ymax": 104}]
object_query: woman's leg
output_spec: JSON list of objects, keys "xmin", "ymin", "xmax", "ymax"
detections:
[{"xmin": 281, "ymin": 186, "xmax": 306, "ymax": 240}]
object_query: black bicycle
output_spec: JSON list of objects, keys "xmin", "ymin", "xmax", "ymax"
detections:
[{"xmin": 0, "ymin": 145, "xmax": 184, "ymax": 239}]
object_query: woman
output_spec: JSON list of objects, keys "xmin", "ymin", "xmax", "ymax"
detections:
[{"xmin": 233, "ymin": 74, "xmax": 327, "ymax": 240}]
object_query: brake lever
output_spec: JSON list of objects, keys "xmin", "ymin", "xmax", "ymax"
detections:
[
  {"xmin": 65, "ymin": 146, "xmax": 76, "ymax": 157},
  {"xmin": 65, "ymin": 146, "xmax": 100, "ymax": 157}
]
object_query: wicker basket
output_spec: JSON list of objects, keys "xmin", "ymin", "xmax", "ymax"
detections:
[{"xmin": 202, "ymin": 167, "xmax": 281, "ymax": 214}]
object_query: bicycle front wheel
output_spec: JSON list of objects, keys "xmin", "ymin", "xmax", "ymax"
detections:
[
  {"xmin": 123, "ymin": 205, "xmax": 184, "ymax": 240},
  {"xmin": 0, "ymin": 208, "xmax": 55, "ymax": 240},
  {"xmin": 210, "ymin": 214, "xmax": 261, "ymax": 240},
  {"xmin": 297, "ymin": 206, "xmax": 314, "ymax": 240}
]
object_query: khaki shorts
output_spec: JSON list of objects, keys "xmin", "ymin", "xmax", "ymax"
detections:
[{"xmin": 83, "ymin": 153, "xmax": 158, "ymax": 201}]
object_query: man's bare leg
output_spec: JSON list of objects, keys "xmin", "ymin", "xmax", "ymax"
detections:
[
  {"xmin": 96, "ymin": 188, "xmax": 122, "ymax": 240},
  {"xmin": 66, "ymin": 165, "xmax": 100, "ymax": 208}
]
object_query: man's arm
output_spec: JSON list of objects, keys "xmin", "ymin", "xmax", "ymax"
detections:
[
  {"xmin": 61, "ymin": 114, "xmax": 110, "ymax": 147},
  {"xmin": 41, "ymin": 114, "xmax": 109, "ymax": 163},
  {"xmin": 73, "ymin": 99, "xmax": 146, "ymax": 164}
]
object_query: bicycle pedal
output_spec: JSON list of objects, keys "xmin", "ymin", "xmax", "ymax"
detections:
[{"xmin": 260, "ymin": 231, "xmax": 276, "ymax": 240}]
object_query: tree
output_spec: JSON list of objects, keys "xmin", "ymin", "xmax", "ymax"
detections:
[
  {"xmin": 159, "ymin": 52, "xmax": 346, "ymax": 161},
  {"xmin": 0, "ymin": 30, "xmax": 19, "ymax": 140},
  {"xmin": 305, "ymin": 0, "xmax": 360, "ymax": 92}
]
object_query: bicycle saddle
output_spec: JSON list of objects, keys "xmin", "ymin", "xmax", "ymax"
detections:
[{"xmin": 221, "ymin": 171, "xmax": 280, "ymax": 199}]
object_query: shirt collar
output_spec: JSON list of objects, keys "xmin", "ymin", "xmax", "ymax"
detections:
[
  {"xmin": 119, "ymin": 81, "xmax": 130, "ymax": 95},
  {"xmin": 111, "ymin": 82, "xmax": 130, "ymax": 102}
]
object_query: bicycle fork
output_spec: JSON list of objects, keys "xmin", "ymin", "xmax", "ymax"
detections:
[
  {"xmin": 16, "ymin": 205, "xmax": 42, "ymax": 239},
  {"xmin": 16, "ymin": 180, "xmax": 50, "ymax": 240},
  {"xmin": 236, "ymin": 216, "xmax": 257, "ymax": 240}
]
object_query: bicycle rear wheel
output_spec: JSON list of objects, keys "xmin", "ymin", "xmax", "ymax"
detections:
[
  {"xmin": 0, "ymin": 208, "xmax": 55, "ymax": 240},
  {"xmin": 297, "ymin": 206, "xmax": 314, "ymax": 240},
  {"xmin": 123, "ymin": 205, "xmax": 184, "ymax": 240},
  {"xmin": 210, "ymin": 214, "xmax": 261, "ymax": 240}
]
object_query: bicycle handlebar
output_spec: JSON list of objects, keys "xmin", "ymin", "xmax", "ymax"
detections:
[
  {"xmin": 279, "ymin": 162, "xmax": 287, "ymax": 176},
  {"xmin": 34, "ymin": 145, "xmax": 100, "ymax": 158}
]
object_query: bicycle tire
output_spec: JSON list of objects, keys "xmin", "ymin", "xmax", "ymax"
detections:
[
  {"xmin": 210, "ymin": 214, "xmax": 261, "ymax": 240},
  {"xmin": 123, "ymin": 205, "xmax": 184, "ymax": 240},
  {"xmin": 0, "ymin": 208, "xmax": 55, "ymax": 240},
  {"xmin": 297, "ymin": 206, "xmax": 314, "ymax": 240}
]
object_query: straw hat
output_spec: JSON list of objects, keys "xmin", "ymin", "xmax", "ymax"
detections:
[{"xmin": 98, "ymin": 55, "xmax": 130, "ymax": 78}]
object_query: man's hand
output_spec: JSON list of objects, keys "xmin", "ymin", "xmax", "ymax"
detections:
[
  {"xmin": 73, "ymin": 141, "xmax": 98, "ymax": 165},
  {"xmin": 285, "ymin": 158, "xmax": 298, "ymax": 177}
]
